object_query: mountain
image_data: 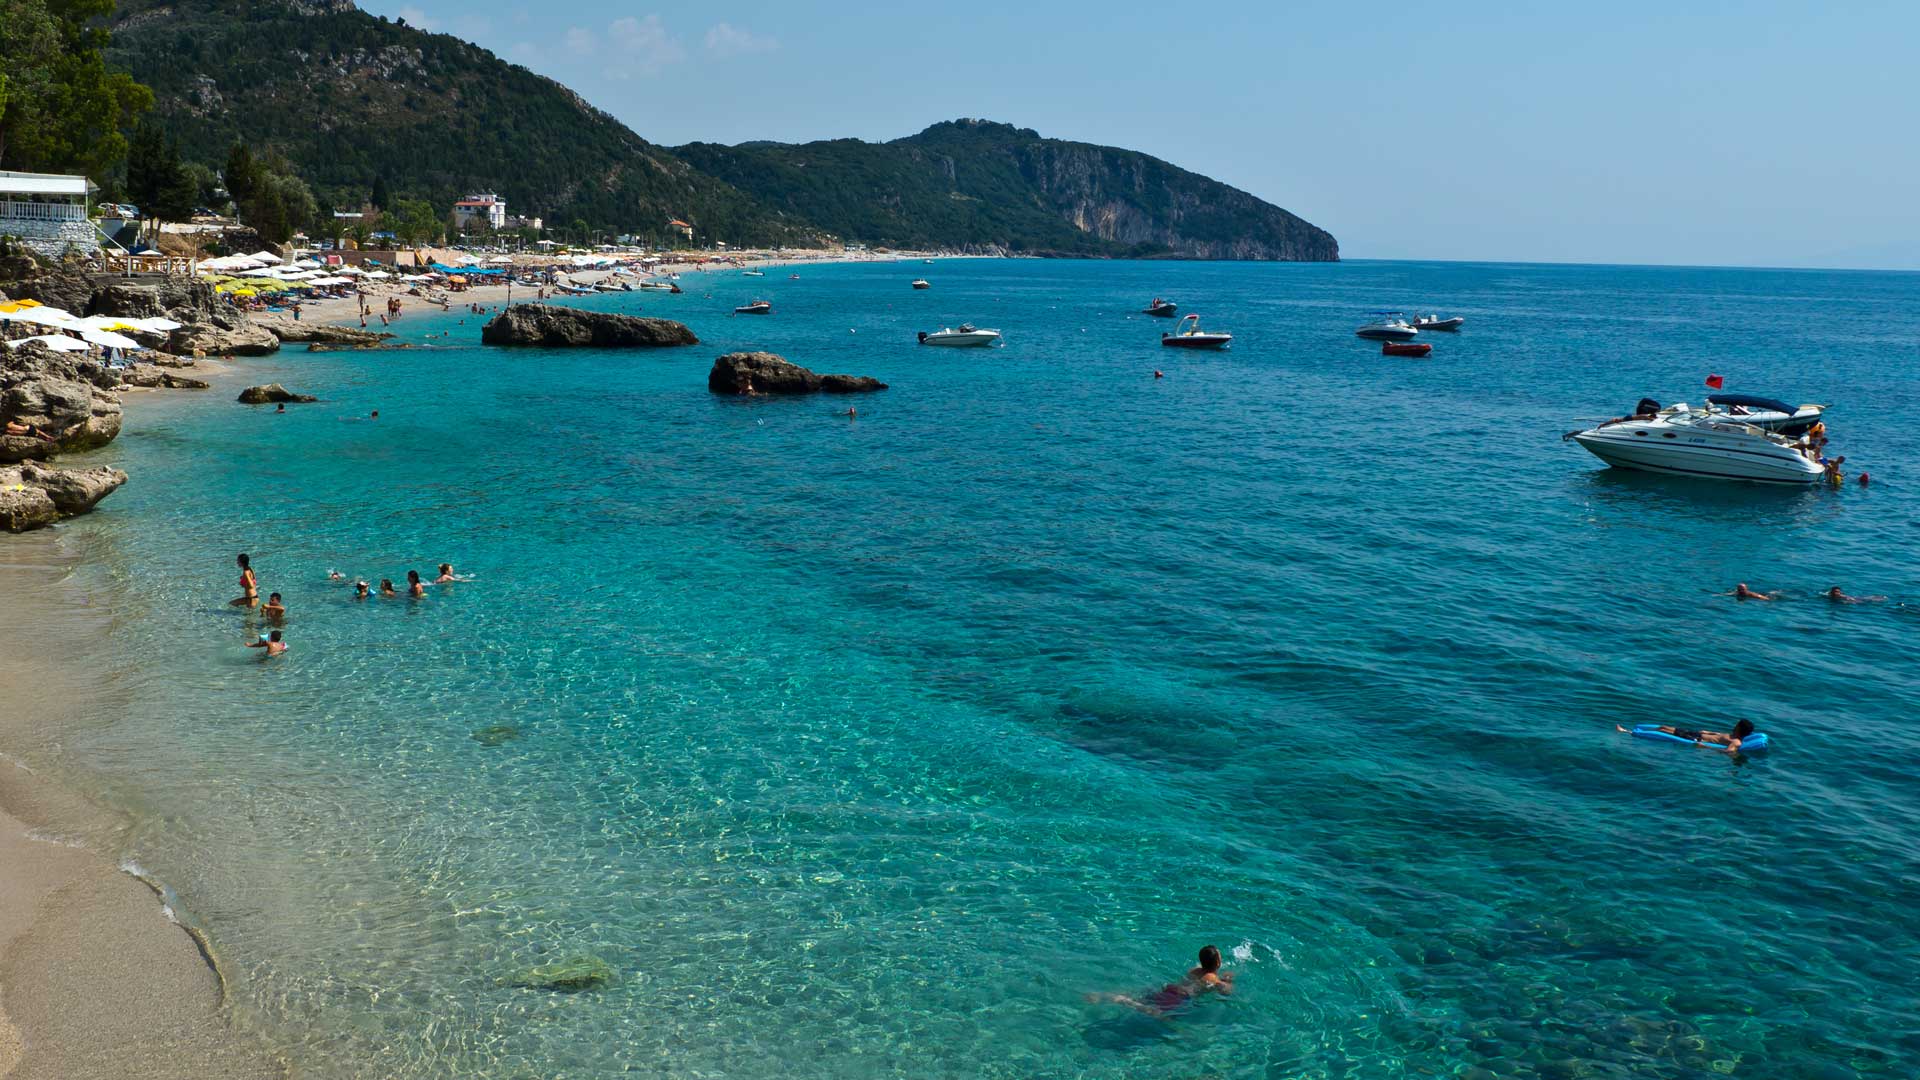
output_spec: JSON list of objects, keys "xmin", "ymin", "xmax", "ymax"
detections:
[
  {"xmin": 102, "ymin": 0, "xmax": 809, "ymax": 245},
  {"xmin": 675, "ymin": 120, "xmax": 1338, "ymax": 260}
]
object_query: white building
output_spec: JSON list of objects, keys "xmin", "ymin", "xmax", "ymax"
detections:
[
  {"xmin": 0, "ymin": 171, "xmax": 98, "ymax": 259},
  {"xmin": 452, "ymin": 192, "xmax": 507, "ymax": 231}
]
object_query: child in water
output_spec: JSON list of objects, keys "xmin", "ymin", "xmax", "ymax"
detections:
[
  {"xmin": 246, "ymin": 629, "xmax": 288, "ymax": 657},
  {"xmin": 1087, "ymin": 945, "xmax": 1235, "ymax": 1017}
]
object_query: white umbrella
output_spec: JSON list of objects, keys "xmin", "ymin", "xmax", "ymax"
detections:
[
  {"xmin": 13, "ymin": 334, "xmax": 90, "ymax": 352},
  {"xmin": 78, "ymin": 327, "xmax": 142, "ymax": 350},
  {"xmin": 132, "ymin": 317, "xmax": 183, "ymax": 332},
  {"xmin": 485, "ymin": 255, "xmax": 512, "ymax": 263},
  {"xmin": 239, "ymin": 266, "xmax": 284, "ymax": 277},
  {"xmin": 248, "ymin": 250, "xmax": 283, "ymax": 263},
  {"xmin": 364, "ymin": 271, "xmax": 391, "ymax": 280},
  {"xmin": 1, "ymin": 307, "xmax": 78, "ymax": 328}
]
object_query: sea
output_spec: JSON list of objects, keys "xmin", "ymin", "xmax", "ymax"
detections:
[{"xmin": 17, "ymin": 258, "xmax": 1920, "ymax": 1078}]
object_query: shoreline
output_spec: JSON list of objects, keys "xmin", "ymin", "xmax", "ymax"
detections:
[{"xmin": 0, "ymin": 364, "xmax": 286, "ymax": 1079}]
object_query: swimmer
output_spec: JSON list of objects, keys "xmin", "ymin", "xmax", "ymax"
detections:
[
  {"xmin": 1154, "ymin": 370, "xmax": 1164, "ymax": 379},
  {"xmin": 1727, "ymin": 583, "xmax": 1777, "ymax": 601},
  {"xmin": 262, "ymin": 591, "xmax": 286, "ymax": 621},
  {"xmin": 845, "ymin": 407, "xmax": 857, "ymax": 419},
  {"xmin": 246, "ymin": 629, "xmax": 288, "ymax": 657},
  {"xmin": 1616, "ymin": 719, "xmax": 1755, "ymax": 754},
  {"xmin": 1858, "ymin": 471, "xmax": 1870, "ymax": 486},
  {"xmin": 353, "ymin": 580, "xmax": 370, "ymax": 600},
  {"xmin": 275, "ymin": 403, "xmax": 286, "ymax": 413},
  {"xmin": 1825, "ymin": 586, "xmax": 1885, "ymax": 603},
  {"xmin": 328, "ymin": 569, "xmax": 346, "ymax": 581},
  {"xmin": 1085, "ymin": 945, "xmax": 1235, "ymax": 1017},
  {"xmin": 230, "ymin": 553, "xmax": 259, "ymax": 608},
  {"xmin": 380, "ymin": 578, "xmax": 398, "ymax": 598},
  {"xmin": 370, "ymin": 410, "xmax": 379, "ymax": 420},
  {"xmin": 406, "ymin": 569, "xmax": 426, "ymax": 598}
]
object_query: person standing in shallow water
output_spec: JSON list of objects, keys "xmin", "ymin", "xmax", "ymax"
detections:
[
  {"xmin": 1086, "ymin": 945, "xmax": 1235, "ymax": 1016},
  {"xmin": 407, "ymin": 570, "xmax": 426, "ymax": 599},
  {"xmin": 231, "ymin": 553, "xmax": 259, "ymax": 608}
]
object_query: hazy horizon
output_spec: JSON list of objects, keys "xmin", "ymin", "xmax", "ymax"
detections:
[{"xmin": 359, "ymin": 0, "xmax": 1919, "ymax": 270}]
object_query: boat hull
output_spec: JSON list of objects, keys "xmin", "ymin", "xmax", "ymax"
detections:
[
  {"xmin": 1162, "ymin": 334, "xmax": 1231, "ymax": 349},
  {"xmin": 1572, "ymin": 431, "xmax": 1823, "ymax": 484},
  {"xmin": 1357, "ymin": 326, "xmax": 1419, "ymax": 341},
  {"xmin": 919, "ymin": 331, "xmax": 1001, "ymax": 347},
  {"xmin": 1143, "ymin": 304, "xmax": 1178, "ymax": 317},
  {"xmin": 1383, "ymin": 342, "xmax": 1432, "ymax": 357},
  {"xmin": 1414, "ymin": 318, "xmax": 1464, "ymax": 331}
]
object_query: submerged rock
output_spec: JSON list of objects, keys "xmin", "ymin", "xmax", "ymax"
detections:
[
  {"xmin": 237, "ymin": 384, "xmax": 317, "ymax": 404},
  {"xmin": 480, "ymin": 304, "xmax": 697, "ymax": 348},
  {"xmin": 708, "ymin": 351, "xmax": 888, "ymax": 395},
  {"xmin": 502, "ymin": 955, "xmax": 614, "ymax": 993},
  {"xmin": 0, "ymin": 463, "xmax": 127, "ymax": 532},
  {"xmin": 470, "ymin": 724, "xmax": 521, "ymax": 747}
]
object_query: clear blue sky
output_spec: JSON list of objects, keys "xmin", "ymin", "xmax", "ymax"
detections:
[{"xmin": 362, "ymin": 0, "xmax": 1919, "ymax": 268}]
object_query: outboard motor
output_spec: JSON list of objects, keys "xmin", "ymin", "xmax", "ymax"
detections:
[
  {"xmin": 1634, "ymin": 397, "xmax": 1661, "ymax": 417},
  {"xmin": 917, "ymin": 331, "xmax": 928, "ymax": 344}
]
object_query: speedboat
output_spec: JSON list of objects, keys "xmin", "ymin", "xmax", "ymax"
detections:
[
  {"xmin": 1411, "ymin": 313, "xmax": 1464, "ymax": 331},
  {"xmin": 1143, "ymin": 298, "xmax": 1178, "ymax": 317},
  {"xmin": 1568, "ymin": 404, "xmax": 1824, "ymax": 484},
  {"xmin": 637, "ymin": 280, "xmax": 682, "ymax": 293},
  {"xmin": 1355, "ymin": 313, "xmax": 1418, "ymax": 340},
  {"xmin": 734, "ymin": 300, "xmax": 772, "ymax": 315},
  {"xmin": 1703, "ymin": 393, "xmax": 1828, "ymax": 436},
  {"xmin": 742, "ymin": 270, "xmax": 765, "ymax": 277},
  {"xmin": 918, "ymin": 324, "xmax": 1002, "ymax": 347},
  {"xmin": 1382, "ymin": 341, "xmax": 1432, "ymax": 357},
  {"xmin": 911, "ymin": 279, "xmax": 931, "ymax": 289},
  {"xmin": 1161, "ymin": 314, "xmax": 1232, "ymax": 349}
]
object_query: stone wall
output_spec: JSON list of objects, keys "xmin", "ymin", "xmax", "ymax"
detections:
[{"xmin": 0, "ymin": 217, "xmax": 98, "ymax": 261}]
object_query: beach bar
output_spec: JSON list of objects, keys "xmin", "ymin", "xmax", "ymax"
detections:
[{"xmin": 0, "ymin": 170, "xmax": 99, "ymax": 259}]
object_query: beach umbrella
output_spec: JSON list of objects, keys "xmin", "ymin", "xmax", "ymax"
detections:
[
  {"xmin": 13, "ymin": 334, "xmax": 90, "ymax": 352},
  {"xmin": 0, "ymin": 299, "xmax": 45, "ymax": 312},
  {"xmin": 230, "ymin": 288, "xmax": 257, "ymax": 297},
  {"xmin": 78, "ymin": 327, "xmax": 142, "ymax": 350},
  {"xmin": 248, "ymin": 250, "xmax": 282, "ymax": 263},
  {"xmin": 1, "ymin": 306, "xmax": 78, "ymax": 328}
]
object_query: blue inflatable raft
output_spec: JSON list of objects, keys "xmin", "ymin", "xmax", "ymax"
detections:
[{"xmin": 1629, "ymin": 724, "xmax": 1770, "ymax": 753}]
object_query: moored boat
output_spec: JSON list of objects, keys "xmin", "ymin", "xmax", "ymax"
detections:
[
  {"xmin": 742, "ymin": 270, "xmax": 765, "ymax": 277},
  {"xmin": 1568, "ymin": 405, "xmax": 1824, "ymax": 484},
  {"xmin": 1382, "ymin": 341, "xmax": 1432, "ymax": 357},
  {"xmin": 1161, "ymin": 314, "xmax": 1232, "ymax": 349},
  {"xmin": 734, "ymin": 300, "xmax": 772, "ymax": 315},
  {"xmin": 1356, "ymin": 313, "xmax": 1418, "ymax": 340},
  {"xmin": 911, "ymin": 279, "xmax": 931, "ymax": 290},
  {"xmin": 1703, "ymin": 393, "xmax": 1828, "ymax": 436},
  {"xmin": 1411, "ymin": 313, "xmax": 1465, "ymax": 331},
  {"xmin": 1143, "ymin": 298, "xmax": 1178, "ymax": 317},
  {"xmin": 918, "ymin": 323, "xmax": 1002, "ymax": 347}
]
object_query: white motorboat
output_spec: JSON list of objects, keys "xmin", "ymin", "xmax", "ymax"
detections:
[
  {"xmin": 1411, "ymin": 313, "xmax": 1464, "ymax": 331},
  {"xmin": 742, "ymin": 270, "xmax": 765, "ymax": 277},
  {"xmin": 1569, "ymin": 405, "xmax": 1824, "ymax": 484},
  {"xmin": 1703, "ymin": 393, "xmax": 1827, "ymax": 436},
  {"xmin": 1356, "ymin": 312, "xmax": 1418, "ymax": 340},
  {"xmin": 1160, "ymin": 313, "xmax": 1232, "ymax": 349},
  {"xmin": 918, "ymin": 324, "xmax": 1002, "ymax": 347},
  {"xmin": 911, "ymin": 279, "xmax": 931, "ymax": 289}
]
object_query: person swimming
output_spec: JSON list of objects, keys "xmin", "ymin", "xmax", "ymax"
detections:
[
  {"xmin": 1825, "ymin": 586, "xmax": 1886, "ymax": 603},
  {"xmin": 353, "ymin": 580, "xmax": 371, "ymax": 600},
  {"xmin": 434, "ymin": 563, "xmax": 456, "ymax": 584},
  {"xmin": 1729, "ymin": 583, "xmax": 1777, "ymax": 601},
  {"xmin": 262, "ymin": 591, "xmax": 286, "ymax": 621},
  {"xmin": 406, "ymin": 570, "xmax": 426, "ymax": 598},
  {"xmin": 231, "ymin": 553, "xmax": 259, "ymax": 608},
  {"xmin": 1086, "ymin": 945, "xmax": 1235, "ymax": 1017},
  {"xmin": 380, "ymin": 578, "xmax": 398, "ymax": 598},
  {"xmin": 1616, "ymin": 718, "xmax": 1755, "ymax": 754},
  {"xmin": 246, "ymin": 629, "xmax": 288, "ymax": 657}
]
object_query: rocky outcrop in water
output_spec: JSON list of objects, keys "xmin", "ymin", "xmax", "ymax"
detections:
[
  {"xmin": 500, "ymin": 956, "xmax": 614, "ymax": 993},
  {"xmin": 480, "ymin": 304, "xmax": 698, "ymax": 348},
  {"xmin": 0, "ymin": 462, "xmax": 129, "ymax": 531},
  {"xmin": 253, "ymin": 314, "xmax": 391, "ymax": 347},
  {"xmin": 168, "ymin": 319, "xmax": 281, "ymax": 357},
  {"xmin": 707, "ymin": 352, "xmax": 888, "ymax": 395},
  {"xmin": 0, "ymin": 341, "xmax": 125, "ymax": 463},
  {"xmin": 237, "ymin": 384, "xmax": 317, "ymax": 404}
]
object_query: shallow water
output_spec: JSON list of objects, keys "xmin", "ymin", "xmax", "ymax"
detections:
[{"xmin": 31, "ymin": 258, "xmax": 1920, "ymax": 1077}]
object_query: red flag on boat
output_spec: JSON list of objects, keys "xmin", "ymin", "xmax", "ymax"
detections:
[{"xmin": 1705, "ymin": 374, "xmax": 1724, "ymax": 389}]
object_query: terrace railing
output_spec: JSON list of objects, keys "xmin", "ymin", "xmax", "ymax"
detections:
[{"xmin": 0, "ymin": 199, "xmax": 88, "ymax": 222}]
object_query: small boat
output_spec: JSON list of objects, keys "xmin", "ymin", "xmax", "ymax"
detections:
[
  {"xmin": 1704, "ymin": 393, "xmax": 1828, "ymax": 436},
  {"xmin": 1411, "ymin": 313, "xmax": 1465, "ymax": 331},
  {"xmin": 1567, "ymin": 404, "xmax": 1825, "ymax": 484},
  {"xmin": 1355, "ymin": 313, "xmax": 1418, "ymax": 340},
  {"xmin": 1161, "ymin": 314, "xmax": 1232, "ymax": 349},
  {"xmin": 742, "ymin": 270, "xmax": 765, "ymax": 277},
  {"xmin": 911, "ymin": 279, "xmax": 931, "ymax": 290},
  {"xmin": 1143, "ymin": 298, "xmax": 1178, "ymax": 317},
  {"xmin": 554, "ymin": 283, "xmax": 596, "ymax": 296},
  {"xmin": 789, "ymin": 273, "xmax": 800, "ymax": 280},
  {"xmin": 918, "ymin": 324, "xmax": 1002, "ymax": 347},
  {"xmin": 637, "ymin": 281, "xmax": 682, "ymax": 293},
  {"xmin": 1382, "ymin": 341, "xmax": 1432, "ymax": 357},
  {"xmin": 734, "ymin": 300, "xmax": 772, "ymax": 315}
]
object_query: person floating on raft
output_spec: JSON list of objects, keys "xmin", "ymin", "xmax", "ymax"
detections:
[{"xmin": 1618, "ymin": 719, "xmax": 1761, "ymax": 754}]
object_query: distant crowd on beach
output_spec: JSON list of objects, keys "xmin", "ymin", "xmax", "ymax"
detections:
[{"xmin": 230, "ymin": 552, "xmax": 469, "ymax": 658}]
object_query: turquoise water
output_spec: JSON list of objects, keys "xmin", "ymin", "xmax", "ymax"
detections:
[{"xmin": 39, "ymin": 259, "xmax": 1920, "ymax": 1077}]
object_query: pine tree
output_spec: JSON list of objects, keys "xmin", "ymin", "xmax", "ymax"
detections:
[{"xmin": 370, "ymin": 173, "xmax": 390, "ymax": 211}]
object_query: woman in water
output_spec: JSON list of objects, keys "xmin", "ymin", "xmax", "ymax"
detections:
[
  {"xmin": 433, "ymin": 563, "xmax": 457, "ymax": 584},
  {"xmin": 406, "ymin": 570, "xmax": 426, "ymax": 599},
  {"xmin": 1617, "ymin": 719, "xmax": 1756, "ymax": 753},
  {"xmin": 1087, "ymin": 945, "xmax": 1235, "ymax": 1017},
  {"xmin": 379, "ymin": 578, "xmax": 398, "ymax": 598},
  {"xmin": 231, "ymin": 553, "xmax": 259, "ymax": 608}
]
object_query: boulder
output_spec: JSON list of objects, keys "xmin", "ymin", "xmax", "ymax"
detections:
[
  {"xmin": 501, "ymin": 956, "xmax": 614, "ymax": 993},
  {"xmin": 480, "ymin": 304, "xmax": 697, "ymax": 348},
  {"xmin": 707, "ymin": 352, "xmax": 888, "ymax": 396},
  {"xmin": 0, "ymin": 341, "xmax": 124, "ymax": 462},
  {"xmin": 237, "ymin": 384, "xmax": 317, "ymax": 404},
  {"xmin": 169, "ymin": 320, "xmax": 281, "ymax": 357},
  {"xmin": 252, "ymin": 314, "xmax": 392, "ymax": 347},
  {"xmin": 0, "ymin": 463, "xmax": 126, "ymax": 532}
]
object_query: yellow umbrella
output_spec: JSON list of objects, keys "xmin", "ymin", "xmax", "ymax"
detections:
[
  {"xmin": 231, "ymin": 288, "xmax": 257, "ymax": 297},
  {"xmin": 0, "ymin": 299, "xmax": 44, "ymax": 312}
]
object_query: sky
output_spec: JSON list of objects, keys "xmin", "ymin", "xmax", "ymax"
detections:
[{"xmin": 360, "ymin": 0, "xmax": 1920, "ymax": 268}]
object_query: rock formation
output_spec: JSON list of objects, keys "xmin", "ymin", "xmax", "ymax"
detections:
[
  {"xmin": 707, "ymin": 352, "xmax": 888, "ymax": 395},
  {"xmin": 237, "ymin": 384, "xmax": 318, "ymax": 404},
  {"xmin": 252, "ymin": 314, "xmax": 392, "ymax": 347},
  {"xmin": 0, "ymin": 463, "xmax": 128, "ymax": 532},
  {"xmin": 168, "ymin": 319, "xmax": 281, "ymax": 357},
  {"xmin": 480, "ymin": 304, "xmax": 698, "ymax": 348},
  {"xmin": 0, "ymin": 341, "xmax": 125, "ymax": 463}
]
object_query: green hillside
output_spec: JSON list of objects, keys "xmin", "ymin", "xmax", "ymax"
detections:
[{"xmin": 676, "ymin": 120, "xmax": 1338, "ymax": 260}]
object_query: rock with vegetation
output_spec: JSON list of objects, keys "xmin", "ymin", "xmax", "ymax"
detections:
[
  {"xmin": 0, "ymin": 463, "xmax": 129, "ymax": 533},
  {"xmin": 0, "ymin": 342, "xmax": 125, "ymax": 462},
  {"xmin": 481, "ymin": 305, "xmax": 698, "ymax": 348},
  {"xmin": 237, "ymin": 384, "xmax": 317, "ymax": 404},
  {"xmin": 501, "ymin": 956, "xmax": 614, "ymax": 993},
  {"xmin": 708, "ymin": 352, "xmax": 888, "ymax": 395}
]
